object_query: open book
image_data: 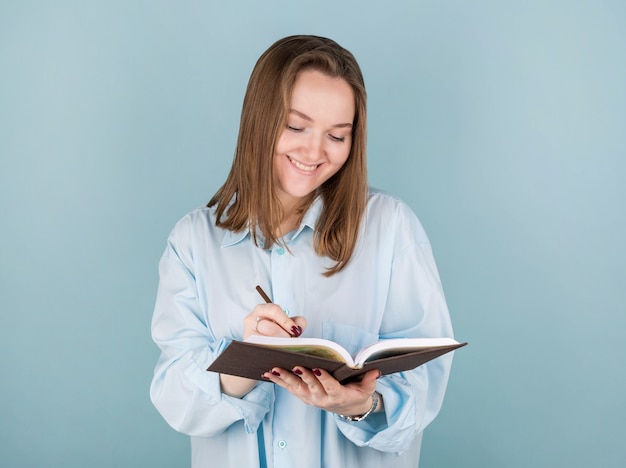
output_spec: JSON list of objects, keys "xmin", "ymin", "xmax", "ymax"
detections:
[{"xmin": 207, "ymin": 335, "xmax": 466, "ymax": 384}]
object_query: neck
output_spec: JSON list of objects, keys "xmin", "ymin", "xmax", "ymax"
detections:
[
  {"xmin": 278, "ymin": 210, "xmax": 300, "ymax": 237},
  {"xmin": 275, "ymin": 191, "xmax": 316, "ymax": 237}
]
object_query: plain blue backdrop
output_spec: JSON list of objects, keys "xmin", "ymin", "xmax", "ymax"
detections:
[{"xmin": 1, "ymin": 1, "xmax": 625, "ymax": 467}]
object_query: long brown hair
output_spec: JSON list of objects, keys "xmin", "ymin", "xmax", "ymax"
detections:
[{"xmin": 208, "ymin": 35, "xmax": 368, "ymax": 276}]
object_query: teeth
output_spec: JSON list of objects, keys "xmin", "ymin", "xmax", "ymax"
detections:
[{"xmin": 289, "ymin": 156, "xmax": 318, "ymax": 172}]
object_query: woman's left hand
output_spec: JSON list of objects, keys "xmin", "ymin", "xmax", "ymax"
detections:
[{"xmin": 262, "ymin": 366, "xmax": 382, "ymax": 417}]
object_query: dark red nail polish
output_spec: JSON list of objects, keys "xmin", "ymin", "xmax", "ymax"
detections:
[
  {"xmin": 312, "ymin": 368, "xmax": 322, "ymax": 377},
  {"xmin": 291, "ymin": 326, "xmax": 302, "ymax": 337},
  {"xmin": 271, "ymin": 370, "xmax": 281, "ymax": 377},
  {"xmin": 293, "ymin": 368, "xmax": 303, "ymax": 375}
]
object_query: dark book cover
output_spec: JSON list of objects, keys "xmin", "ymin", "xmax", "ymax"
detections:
[{"xmin": 207, "ymin": 340, "xmax": 466, "ymax": 384}]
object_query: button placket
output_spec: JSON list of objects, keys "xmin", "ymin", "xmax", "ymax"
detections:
[{"xmin": 271, "ymin": 241, "xmax": 296, "ymax": 326}]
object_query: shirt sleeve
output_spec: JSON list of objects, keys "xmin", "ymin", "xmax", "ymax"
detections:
[
  {"xmin": 333, "ymin": 201, "xmax": 455, "ymax": 453},
  {"xmin": 149, "ymin": 220, "xmax": 272, "ymax": 437}
]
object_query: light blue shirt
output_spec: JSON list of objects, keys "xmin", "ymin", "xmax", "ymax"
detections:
[{"xmin": 150, "ymin": 189, "xmax": 455, "ymax": 468}]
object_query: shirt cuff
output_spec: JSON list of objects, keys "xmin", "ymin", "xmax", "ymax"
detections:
[{"xmin": 221, "ymin": 383, "xmax": 274, "ymax": 434}]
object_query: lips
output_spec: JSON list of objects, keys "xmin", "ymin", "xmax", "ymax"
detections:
[{"xmin": 288, "ymin": 156, "xmax": 320, "ymax": 172}]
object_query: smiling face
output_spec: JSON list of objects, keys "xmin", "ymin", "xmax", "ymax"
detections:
[{"xmin": 273, "ymin": 69, "xmax": 355, "ymax": 212}]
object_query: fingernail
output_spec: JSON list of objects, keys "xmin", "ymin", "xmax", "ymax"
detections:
[
  {"xmin": 261, "ymin": 374, "xmax": 270, "ymax": 380},
  {"xmin": 291, "ymin": 326, "xmax": 302, "ymax": 337},
  {"xmin": 271, "ymin": 370, "xmax": 281, "ymax": 377},
  {"xmin": 293, "ymin": 368, "xmax": 303, "ymax": 375},
  {"xmin": 312, "ymin": 368, "xmax": 322, "ymax": 377}
]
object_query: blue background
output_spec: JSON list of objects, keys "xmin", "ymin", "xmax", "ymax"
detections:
[{"xmin": 1, "ymin": 1, "xmax": 625, "ymax": 466}]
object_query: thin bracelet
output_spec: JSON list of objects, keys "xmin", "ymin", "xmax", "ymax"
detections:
[{"xmin": 337, "ymin": 392, "xmax": 379, "ymax": 422}]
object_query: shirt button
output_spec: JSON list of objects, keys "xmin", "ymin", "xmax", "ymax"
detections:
[
  {"xmin": 275, "ymin": 247, "xmax": 285, "ymax": 255},
  {"xmin": 278, "ymin": 440, "xmax": 287, "ymax": 449},
  {"xmin": 283, "ymin": 308, "xmax": 290, "ymax": 316}
]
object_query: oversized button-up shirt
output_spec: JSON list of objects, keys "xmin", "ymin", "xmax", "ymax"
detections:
[{"xmin": 150, "ymin": 189, "xmax": 455, "ymax": 467}]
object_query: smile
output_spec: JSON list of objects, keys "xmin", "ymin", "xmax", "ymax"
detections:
[{"xmin": 288, "ymin": 156, "xmax": 320, "ymax": 172}]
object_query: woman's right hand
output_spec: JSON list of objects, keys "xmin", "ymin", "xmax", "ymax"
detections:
[
  {"xmin": 243, "ymin": 303, "xmax": 307, "ymax": 339},
  {"xmin": 220, "ymin": 304, "xmax": 307, "ymax": 398}
]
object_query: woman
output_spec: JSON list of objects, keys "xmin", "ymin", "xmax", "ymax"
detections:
[{"xmin": 150, "ymin": 35, "xmax": 455, "ymax": 467}]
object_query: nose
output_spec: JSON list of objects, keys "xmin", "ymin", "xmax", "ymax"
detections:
[{"xmin": 304, "ymin": 133, "xmax": 325, "ymax": 160}]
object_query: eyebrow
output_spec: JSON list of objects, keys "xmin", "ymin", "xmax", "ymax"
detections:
[{"xmin": 289, "ymin": 109, "xmax": 353, "ymax": 129}]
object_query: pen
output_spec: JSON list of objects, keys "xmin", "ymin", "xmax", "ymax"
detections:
[
  {"xmin": 256, "ymin": 285, "xmax": 272, "ymax": 304},
  {"xmin": 255, "ymin": 285, "xmax": 302, "ymax": 337}
]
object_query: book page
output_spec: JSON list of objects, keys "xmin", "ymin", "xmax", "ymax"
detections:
[
  {"xmin": 354, "ymin": 337, "xmax": 460, "ymax": 367},
  {"xmin": 245, "ymin": 335, "xmax": 356, "ymax": 366}
]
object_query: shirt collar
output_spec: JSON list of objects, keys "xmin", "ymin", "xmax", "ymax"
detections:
[
  {"xmin": 291, "ymin": 195, "xmax": 322, "ymax": 240},
  {"xmin": 221, "ymin": 228, "xmax": 250, "ymax": 248},
  {"xmin": 220, "ymin": 196, "xmax": 323, "ymax": 248}
]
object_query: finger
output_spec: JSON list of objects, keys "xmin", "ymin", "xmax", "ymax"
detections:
[
  {"xmin": 292, "ymin": 366, "xmax": 324, "ymax": 387},
  {"xmin": 256, "ymin": 319, "xmax": 293, "ymax": 338},
  {"xmin": 295, "ymin": 367, "xmax": 340, "ymax": 397},
  {"xmin": 361, "ymin": 369, "xmax": 382, "ymax": 385},
  {"xmin": 345, "ymin": 369, "xmax": 381, "ymax": 394},
  {"xmin": 292, "ymin": 316, "xmax": 307, "ymax": 333},
  {"xmin": 262, "ymin": 368, "xmax": 307, "ymax": 392},
  {"xmin": 253, "ymin": 304, "xmax": 303, "ymax": 337}
]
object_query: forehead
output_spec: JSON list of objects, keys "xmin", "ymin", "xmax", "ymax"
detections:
[{"xmin": 288, "ymin": 70, "xmax": 355, "ymax": 120}]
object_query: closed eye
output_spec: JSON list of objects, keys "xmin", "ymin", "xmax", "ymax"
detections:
[
  {"xmin": 287, "ymin": 125, "xmax": 304, "ymax": 133},
  {"xmin": 329, "ymin": 134, "xmax": 346, "ymax": 143}
]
